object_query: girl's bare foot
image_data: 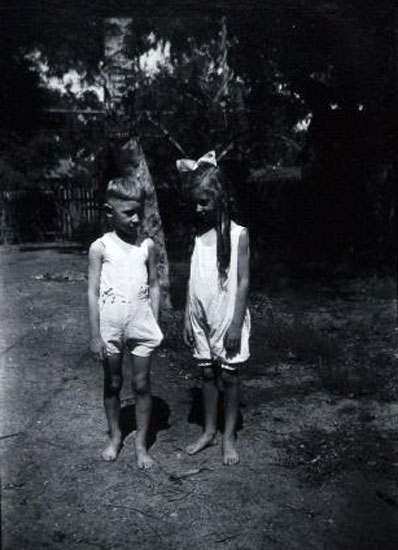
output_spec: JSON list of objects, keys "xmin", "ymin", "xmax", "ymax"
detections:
[
  {"xmin": 102, "ymin": 437, "xmax": 122, "ymax": 462},
  {"xmin": 222, "ymin": 437, "xmax": 239, "ymax": 465},
  {"xmin": 186, "ymin": 432, "xmax": 217, "ymax": 455},
  {"xmin": 135, "ymin": 445, "xmax": 155, "ymax": 469}
]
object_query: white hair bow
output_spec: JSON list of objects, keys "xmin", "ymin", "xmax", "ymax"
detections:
[{"xmin": 176, "ymin": 150, "xmax": 217, "ymax": 172}]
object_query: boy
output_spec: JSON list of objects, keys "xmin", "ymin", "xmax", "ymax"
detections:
[{"xmin": 88, "ymin": 177, "xmax": 163, "ymax": 469}]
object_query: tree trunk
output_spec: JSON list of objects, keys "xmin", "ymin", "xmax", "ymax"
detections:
[{"xmin": 119, "ymin": 138, "xmax": 172, "ymax": 309}]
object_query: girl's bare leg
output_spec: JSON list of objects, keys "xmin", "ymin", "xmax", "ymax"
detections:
[
  {"xmin": 221, "ymin": 368, "xmax": 240, "ymax": 465},
  {"xmin": 130, "ymin": 354, "xmax": 154, "ymax": 469},
  {"xmin": 187, "ymin": 365, "xmax": 218, "ymax": 455},
  {"xmin": 102, "ymin": 354, "xmax": 123, "ymax": 461}
]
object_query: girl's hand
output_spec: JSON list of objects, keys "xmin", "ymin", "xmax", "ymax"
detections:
[
  {"xmin": 183, "ymin": 319, "xmax": 194, "ymax": 348},
  {"xmin": 90, "ymin": 336, "xmax": 107, "ymax": 361},
  {"xmin": 224, "ymin": 324, "xmax": 241, "ymax": 359}
]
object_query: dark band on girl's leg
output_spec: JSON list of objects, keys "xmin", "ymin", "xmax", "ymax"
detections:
[
  {"xmin": 220, "ymin": 361, "xmax": 246, "ymax": 372},
  {"xmin": 220, "ymin": 363, "xmax": 237, "ymax": 372},
  {"xmin": 196, "ymin": 360, "xmax": 245, "ymax": 375}
]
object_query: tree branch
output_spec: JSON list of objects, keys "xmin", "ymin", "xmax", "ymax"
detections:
[
  {"xmin": 144, "ymin": 110, "xmax": 187, "ymax": 156},
  {"xmin": 217, "ymin": 140, "xmax": 235, "ymax": 162}
]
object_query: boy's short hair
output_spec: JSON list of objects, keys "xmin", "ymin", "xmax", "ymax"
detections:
[{"xmin": 105, "ymin": 177, "xmax": 143, "ymax": 203}]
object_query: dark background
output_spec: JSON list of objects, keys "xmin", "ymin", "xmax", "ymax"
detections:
[{"xmin": 0, "ymin": 0, "xmax": 396, "ymax": 286}]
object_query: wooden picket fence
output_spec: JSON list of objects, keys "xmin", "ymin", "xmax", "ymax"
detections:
[
  {"xmin": 56, "ymin": 186, "xmax": 99, "ymax": 240},
  {"xmin": 0, "ymin": 185, "xmax": 100, "ymax": 243}
]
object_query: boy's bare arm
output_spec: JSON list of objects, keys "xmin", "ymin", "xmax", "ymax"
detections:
[
  {"xmin": 88, "ymin": 241, "xmax": 106, "ymax": 358},
  {"xmin": 147, "ymin": 239, "xmax": 160, "ymax": 322},
  {"xmin": 224, "ymin": 228, "xmax": 250, "ymax": 358}
]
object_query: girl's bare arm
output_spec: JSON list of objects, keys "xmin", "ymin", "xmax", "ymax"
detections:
[
  {"xmin": 233, "ymin": 227, "xmax": 250, "ymax": 327},
  {"xmin": 224, "ymin": 228, "xmax": 250, "ymax": 358}
]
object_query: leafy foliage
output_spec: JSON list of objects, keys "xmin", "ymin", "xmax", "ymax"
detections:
[{"xmin": 0, "ymin": 1, "xmax": 396, "ymax": 268}]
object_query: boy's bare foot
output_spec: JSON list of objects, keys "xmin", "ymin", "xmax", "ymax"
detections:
[
  {"xmin": 222, "ymin": 437, "xmax": 239, "ymax": 466},
  {"xmin": 186, "ymin": 432, "xmax": 217, "ymax": 455},
  {"xmin": 102, "ymin": 438, "xmax": 122, "ymax": 462},
  {"xmin": 136, "ymin": 446, "xmax": 155, "ymax": 469}
]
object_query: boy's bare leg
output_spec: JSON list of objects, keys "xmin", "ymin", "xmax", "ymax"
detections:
[
  {"xmin": 102, "ymin": 355, "xmax": 123, "ymax": 461},
  {"xmin": 221, "ymin": 369, "xmax": 240, "ymax": 465},
  {"xmin": 187, "ymin": 365, "xmax": 218, "ymax": 455},
  {"xmin": 130, "ymin": 354, "xmax": 154, "ymax": 469}
]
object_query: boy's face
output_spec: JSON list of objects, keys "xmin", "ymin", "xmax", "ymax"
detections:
[{"xmin": 106, "ymin": 198, "xmax": 143, "ymax": 239}]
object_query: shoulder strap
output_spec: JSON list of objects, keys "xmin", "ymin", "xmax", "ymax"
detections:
[{"xmin": 98, "ymin": 232, "xmax": 113, "ymax": 248}]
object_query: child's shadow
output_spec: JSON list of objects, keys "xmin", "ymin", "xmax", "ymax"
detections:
[
  {"xmin": 120, "ymin": 395, "xmax": 170, "ymax": 449},
  {"xmin": 187, "ymin": 387, "xmax": 243, "ymax": 434}
]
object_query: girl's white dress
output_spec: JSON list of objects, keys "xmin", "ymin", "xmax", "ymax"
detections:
[{"xmin": 188, "ymin": 221, "xmax": 250, "ymax": 366}]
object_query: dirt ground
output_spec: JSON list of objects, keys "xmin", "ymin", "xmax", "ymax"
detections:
[{"xmin": 1, "ymin": 244, "xmax": 398, "ymax": 550}]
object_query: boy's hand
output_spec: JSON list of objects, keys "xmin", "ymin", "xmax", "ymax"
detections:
[
  {"xmin": 224, "ymin": 324, "xmax": 241, "ymax": 359},
  {"xmin": 90, "ymin": 336, "xmax": 107, "ymax": 361},
  {"xmin": 183, "ymin": 319, "xmax": 194, "ymax": 348}
]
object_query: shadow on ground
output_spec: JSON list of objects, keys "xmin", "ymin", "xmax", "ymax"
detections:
[
  {"xmin": 120, "ymin": 395, "xmax": 170, "ymax": 449},
  {"xmin": 187, "ymin": 386, "xmax": 244, "ymax": 434}
]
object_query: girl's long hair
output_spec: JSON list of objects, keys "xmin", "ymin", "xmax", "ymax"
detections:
[{"xmin": 192, "ymin": 165, "xmax": 231, "ymax": 286}]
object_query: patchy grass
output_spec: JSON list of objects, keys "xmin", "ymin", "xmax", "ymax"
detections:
[
  {"xmin": 251, "ymin": 292, "xmax": 398, "ymax": 401},
  {"xmin": 317, "ymin": 345, "xmax": 397, "ymax": 400},
  {"xmin": 266, "ymin": 310, "xmax": 337, "ymax": 364},
  {"xmin": 317, "ymin": 316, "xmax": 398, "ymax": 400},
  {"xmin": 345, "ymin": 275, "xmax": 396, "ymax": 300},
  {"xmin": 276, "ymin": 422, "xmax": 398, "ymax": 486},
  {"xmin": 252, "ymin": 300, "xmax": 339, "ymax": 365}
]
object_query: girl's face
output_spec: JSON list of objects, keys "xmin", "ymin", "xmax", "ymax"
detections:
[
  {"xmin": 107, "ymin": 198, "xmax": 143, "ymax": 242},
  {"xmin": 190, "ymin": 187, "xmax": 217, "ymax": 230}
]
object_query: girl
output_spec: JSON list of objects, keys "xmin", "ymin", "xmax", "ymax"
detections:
[{"xmin": 177, "ymin": 151, "xmax": 250, "ymax": 466}]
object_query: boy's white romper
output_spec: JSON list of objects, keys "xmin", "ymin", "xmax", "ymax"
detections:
[
  {"xmin": 188, "ymin": 221, "xmax": 250, "ymax": 367},
  {"xmin": 96, "ymin": 231, "xmax": 163, "ymax": 357}
]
